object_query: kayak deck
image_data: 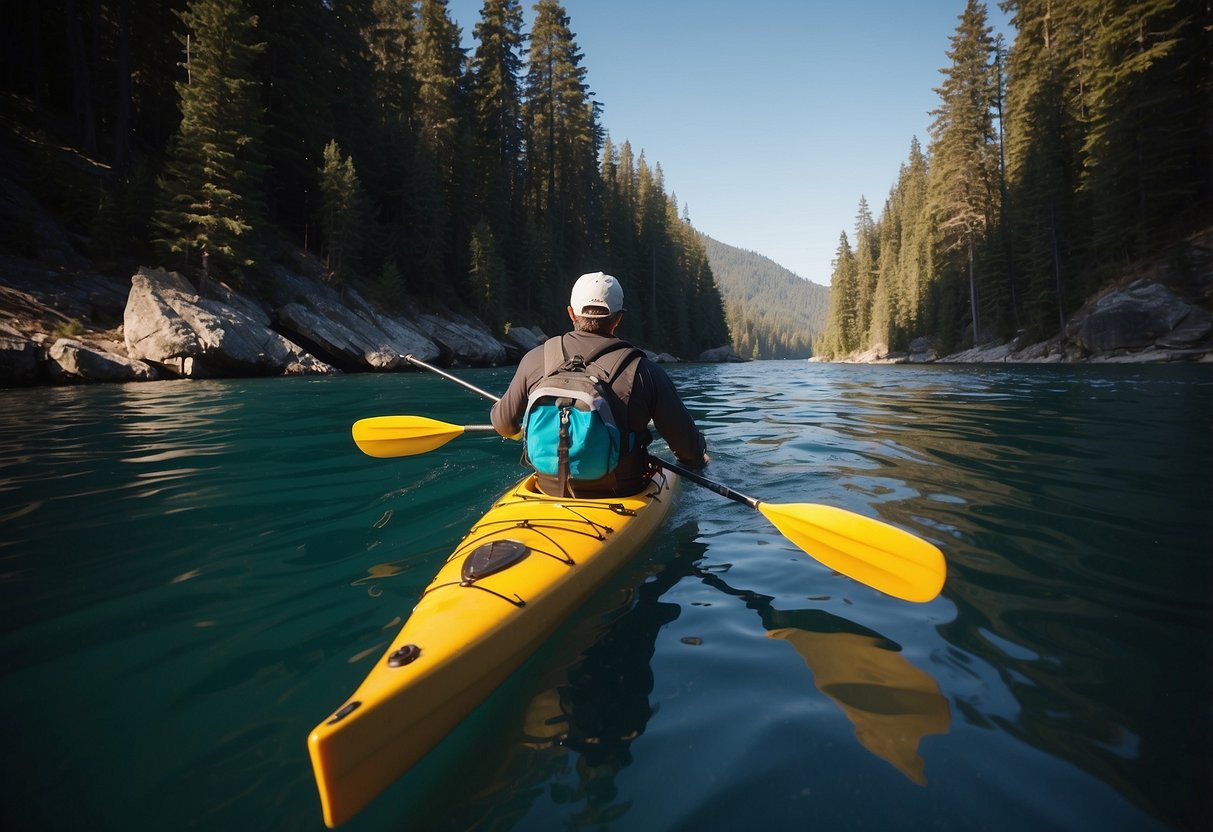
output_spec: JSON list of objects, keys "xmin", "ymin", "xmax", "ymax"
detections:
[{"xmin": 308, "ymin": 470, "xmax": 677, "ymax": 827}]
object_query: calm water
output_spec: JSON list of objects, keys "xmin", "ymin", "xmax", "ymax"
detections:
[{"xmin": 1, "ymin": 362, "xmax": 1210, "ymax": 831}]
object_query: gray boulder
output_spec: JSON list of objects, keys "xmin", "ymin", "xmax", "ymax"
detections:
[
  {"xmin": 908, "ymin": 336, "xmax": 938, "ymax": 363},
  {"xmin": 265, "ymin": 269, "xmax": 439, "ymax": 370},
  {"xmin": 1067, "ymin": 280, "xmax": 1198, "ymax": 353},
  {"xmin": 697, "ymin": 345, "xmax": 745, "ymax": 363},
  {"xmin": 417, "ymin": 313, "xmax": 507, "ymax": 366},
  {"xmin": 124, "ymin": 267, "xmax": 333, "ymax": 377},
  {"xmin": 503, "ymin": 325, "xmax": 546, "ymax": 352},
  {"xmin": 275, "ymin": 296, "xmax": 438, "ymax": 371},
  {"xmin": 48, "ymin": 338, "xmax": 159, "ymax": 382}
]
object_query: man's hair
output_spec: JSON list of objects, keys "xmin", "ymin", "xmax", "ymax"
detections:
[{"xmin": 573, "ymin": 311, "xmax": 621, "ymax": 335}]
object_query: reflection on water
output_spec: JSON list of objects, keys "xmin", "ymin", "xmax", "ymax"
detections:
[{"xmin": 767, "ymin": 626, "xmax": 950, "ymax": 785}]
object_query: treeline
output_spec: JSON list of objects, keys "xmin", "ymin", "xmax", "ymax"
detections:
[
  {"xmin": 817, "ymin": 0, "xmax": 1211, "ymax": 358},
  {"xmin": 0, "ymin": 0, "xmax": 729, "ymax": 357},
  {"xmin": 701, "ymin": 234, "xmax": 829, "ymax": 359}
]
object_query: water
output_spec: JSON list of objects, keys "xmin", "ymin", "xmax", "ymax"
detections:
[{"xmin": 1, "ymin": 362, "xmax": 1209, "ymax": 831}]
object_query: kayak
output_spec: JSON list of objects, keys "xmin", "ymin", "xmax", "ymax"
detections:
[{"xmin": 308, "ymin": 468, "xmax": 678, "ymax": 827}]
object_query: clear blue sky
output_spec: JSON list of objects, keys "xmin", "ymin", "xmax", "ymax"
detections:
[{"xmin": 446, "ymin": 0, "xmax": 1013, "ymax": 285}]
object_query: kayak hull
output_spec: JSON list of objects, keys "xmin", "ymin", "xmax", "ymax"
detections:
[{"xmin": 308, "ymin": 470, "xmax": 677, "ymax": 827}]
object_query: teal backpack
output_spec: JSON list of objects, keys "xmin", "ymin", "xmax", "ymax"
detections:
[{"xmin": 522, "ymin": 336, "xmax": 642, "ymax": 496}]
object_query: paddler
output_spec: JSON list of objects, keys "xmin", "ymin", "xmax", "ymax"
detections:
[{"xmin": 491, "ymin": 272, "xmax": 708, "ymax": 497}]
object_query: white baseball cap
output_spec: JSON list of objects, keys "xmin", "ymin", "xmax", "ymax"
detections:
[{"xmin": 569, "ymin": 272, "xmax": 624, "ymax": 318}]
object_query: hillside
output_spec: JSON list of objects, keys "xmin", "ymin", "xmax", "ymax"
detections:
[{"xmin": 702, "ymin": 235, "xmax": 829, "ymax": 359}]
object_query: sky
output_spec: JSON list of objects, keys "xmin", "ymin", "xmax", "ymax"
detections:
[{"xmin": 445, "ymin": 0, "xmax": 1014, "ymax": 285}]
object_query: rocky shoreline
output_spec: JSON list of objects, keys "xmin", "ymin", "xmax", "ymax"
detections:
[
  {"xmin": 0, "ymin": 253, "xmax": 746, "ymax": 387},
  {"xmin": 817, "ymin": 271, "xmax": 1213, "ymax": 366}
]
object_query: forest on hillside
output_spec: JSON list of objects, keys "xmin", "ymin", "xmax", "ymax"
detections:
[
  {"xmin": 0, "ymin": 0, "xmax": 731, "ymax": 359},
  {"xmin": 702, "ymin": 235, "xmax": 829, "ymax": 359},
  {"xmin": 817, "ymin": 0, "xmax": 1211, "ymax": 359}
]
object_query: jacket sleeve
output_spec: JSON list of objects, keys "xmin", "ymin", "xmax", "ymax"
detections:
[
  {"xmin": 638, "ymin": 360, "xmax": 707, "ymax": 468},
  {"xmin": 490, "ymin": 347, "xmax": 541, "ymax": 438}
]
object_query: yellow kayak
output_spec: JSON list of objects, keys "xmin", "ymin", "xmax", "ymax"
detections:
[{"xmin": 308, "ymin": 469, "xmax": 678, "ymax": 827}]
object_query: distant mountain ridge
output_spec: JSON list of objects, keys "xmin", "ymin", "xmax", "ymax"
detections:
[{"xmin": 702, "ymin": 235, "xmax": 830, "ymax": 359}]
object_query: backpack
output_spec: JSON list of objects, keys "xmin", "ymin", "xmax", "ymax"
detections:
[{"xmin": 522, "ymin": 336, "xmax": 643, "ymax": 496}]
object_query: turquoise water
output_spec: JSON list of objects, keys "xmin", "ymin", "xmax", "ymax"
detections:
[{"xmin": 1, "ymin": 362, "xmax": 1210, "ymax": 831}]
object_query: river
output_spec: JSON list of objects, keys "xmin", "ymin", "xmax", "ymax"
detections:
[{"xmin": 1, "ymin": 361, "xmax": 1209, "ymax": 831}]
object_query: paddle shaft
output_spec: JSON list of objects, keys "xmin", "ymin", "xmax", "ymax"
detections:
[
  {"xmin": 654, "ymin": 457, "xmax": 759, "ymax": 509},
  {"xmin": 404, "ymin": 354, "xmax": 502, "ymax": 404}
]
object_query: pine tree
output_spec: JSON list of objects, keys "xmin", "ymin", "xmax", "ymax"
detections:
[
  {"xmin": 318, "ymin": 140, "xmax": 366, "ymax": 283},
  {"xmin": 469, "ymin": 0, "xmax": 525, "ymax": 238},
  {"xmin": 468, "ymin": 219, "xmax": 508, "ymax": 328},
  {"xmin": 927, "ymin": 0, "xmax": 1000, "ymax": 346},
  {"xmin": 361, "ymin": 0, "xmax": 421, "ymax": 287},
  {"xmin": 252, "ymin": 0, "xmax": 335, "ymax": 248},
  {"xmin": 1082, "ymin": 0, "xmax": 1209, "ymax": 261},
  {"xmin": 153, "ymin": 0, "xmax": 267, "ymax": 287},
  {"xmin": 820, "ymin": 231, "xmax": 858, "ymax": 357},
  {"xmin": 852, "ymin": 196, "xmax": 878, "ymax": 341},
  {"xmin": 412, "ymin": 0, "xmax": 469, "ymax": 293},
  {"xmin": 1002, "ymin": 0, "xmax": 1087, "ymax": 336},
  {"xmin": 524, "ymin": 0, "xmax": 600, "ymax": 275}
]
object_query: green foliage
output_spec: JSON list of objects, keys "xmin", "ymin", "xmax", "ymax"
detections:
[
  {"xmin": 318, "ymin": 140, "xmax": 367, "ymax": 282},
  {"xmin": 819, "ymin": 0, "xmax": 1211, "ymax": 358},
  {"xmin": 152, "ymin": 0, "xmax": 267, "ymax": 284},
  {"xmin": 52, "ymin": 318, "xmax": 87, "ymax": 339}
]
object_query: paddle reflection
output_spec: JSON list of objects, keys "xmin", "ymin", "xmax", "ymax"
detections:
[
  {"xmin": 767, "ymin": 620, "xmax": 950, "ymax": 784},
  {"xmin": 696, "ymin": 571, "xmax": 951, "ymax": 785}
]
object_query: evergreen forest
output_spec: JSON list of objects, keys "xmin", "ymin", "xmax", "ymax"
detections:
[
  {"xmin": 817, "ymin": 0, "xmax": 1211, "ymax": 359},
  {"xmin": 702, "ymin": 235, "xmax": 829, "ymax": 360},
  {"xmin": 0, "ymin": 0, "xmax": 731, "ymax": 360}
]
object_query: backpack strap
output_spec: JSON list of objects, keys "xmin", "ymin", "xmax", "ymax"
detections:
[
  {"xmin": 542, "ymin": 334, "xmax": 567, "ymax": 377},
  {"xmin": 543, "ymin": 335, "xmax": 638, "ymax": 381}
]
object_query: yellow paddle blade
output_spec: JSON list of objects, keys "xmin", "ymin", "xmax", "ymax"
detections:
[
  {"xmin": 351, "ymin": 416, "xmax": 465, "ymax": 458},
  {"xmin": 757, "ymin": 502, "xmax": 946, "ymax": 603}
]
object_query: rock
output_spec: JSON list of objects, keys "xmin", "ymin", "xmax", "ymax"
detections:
[
  {"xmin": 124, "ymin": 267, "xmax": 334, "ymax": 377},
  {"xmin": 504, "ymin": 325, "xmax": 546, "ymax": 353},
  {"xmin": 416, "ymin": 313, "xmax": 507, "ymax": 366},
  {"xmin": 655, "ymin": 352, "xmax": 680, "ymax": 363},
  {"xmin": 501, "ymin": 325, "xmax": 547, "ymax": 362},
  {"xmin": 908, "ymin": 336, "xmax": 937, "ymax": 363},
  {"xmin": 697, "ymin": 345, "xmax": 745, "ymax": 363},
  {"xmin": 264, "ymin": 268, "xmax": 439, "ymax": 370},
  {"xmin": 1155, "ymin": 306, "xmax": 1213, "ymax": 349},
  {"xmin": 47, "ymin": 338, "xmax": 159, "ymax": 382},
  {"xmin": 1066, "ymin": 280, "xmax": 1196, "ymax": 353},
  {"xmin": 0, "ymin": 322, "xmax": 42, "ymax": 385},
  {"xmin": 275, "ymin": 296, "xmax": 438, "ymax": 371}
]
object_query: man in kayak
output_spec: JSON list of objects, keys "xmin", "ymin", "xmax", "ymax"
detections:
[{"xmin": 491, "ymin": 271, "xmax": 708, "ymax": 497}]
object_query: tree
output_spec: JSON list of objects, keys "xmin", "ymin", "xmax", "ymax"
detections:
[
  {"xmin": 153, "ymin": 0, "xmax": 267, "ymax": 287},
  {"xmin": 412, "ymin": 0, "xmax": 470, "ymax": 293},
  {"xmin": 1081, "ymin": 0, "xmax": 1210, "ymax": 261},
  {"xmin": 927, "ymin": 0, "xmax": 999, "ymax": 345},
  {"xmin": 318, "ymin": 140, "xmax": 366, "ymax": 283},
  {"xmin": 819, "ymin": 231, "xmax": 858, "ymax": 357},
  {"xmin": 523, "ymin": 0, "xmax": 601, "ymax": 282},
  {"xmin": 253, "ymin": 0, "xmax": 335, "ymax": 249},
  {"xmin": 469, "ymin": 0, "xmax": 525, "ymax": 237},
  {"xmin": 468, "ymin": 219, "xmax": 508, "ymax": 327}
]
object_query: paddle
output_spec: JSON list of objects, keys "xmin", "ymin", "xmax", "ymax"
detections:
[
  {"xmin": 369, "ymin": 355, "xmax": 947, "ymax": 603},
  {"xmin": 352, "ymin": 415, "xmax": 498, "ymax": 458}
]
